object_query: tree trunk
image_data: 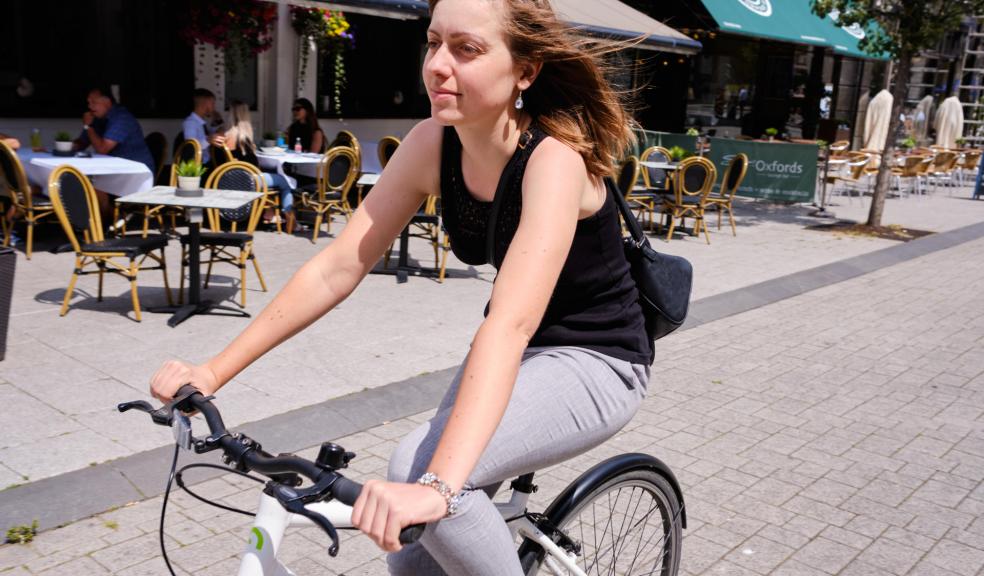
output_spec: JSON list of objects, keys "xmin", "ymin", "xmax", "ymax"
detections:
[{"xmin": 867, "ymin": 50, "xmax": 912, "ymax": 227}]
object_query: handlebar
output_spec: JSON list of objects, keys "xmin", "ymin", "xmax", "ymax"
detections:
[{"xmin": 118, "ymin": 385, "xmax": 424, "ymax": 554}]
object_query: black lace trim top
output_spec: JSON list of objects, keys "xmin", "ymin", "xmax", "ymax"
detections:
[{"xmin": 439, "ymin": 125, "xmax": 652, "ymax": 365}]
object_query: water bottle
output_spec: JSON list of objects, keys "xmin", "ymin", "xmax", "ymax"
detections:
[
  {"xmin": 30, "ymin": 129, "xmax": 42, "ymax": 150},
  {"xmin": 276, "ymin": 132, "xmax": 285, "ymax": 148},
  {"xmin": 294, "ymin": 138, "xmax": 302, "ymax": 153}
]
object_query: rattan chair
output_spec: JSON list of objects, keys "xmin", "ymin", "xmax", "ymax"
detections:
[
  {"xmin": 828, "ymin": 154, "xmax": 872, "ymax": 202},
  {"xmin": 48, "ymin": 166, "xmax": 172, "ymax": 320},
  {"xmin": 705, "ymin": 153, "xmax": 747, "ymax": 236},
  {"xmin": 291, "ymin": 146, "xmax": 360, "ymax": 243},
  {"xmin": 210, "ymin": 144, "xmax": 234, "ymax": 169},
  {"xmin": 891, "ymin": 155, "xmax": 927, "ymax": 198},
  {"xmin": 0, "ymin": 141, "xmax": 56, "ymax": 259},
  {"xmin": 616, "ymin": 156, "xmax": 656, "ymax": 229},
  {"xmin": 377, "ymin": 136, "xmax": 401, "ymax": 169},
  {"xmin": 927, "ymin": 151, "xmax": 959, "ymax": 193},
  {"xmin": 179, "ymin": 161, "xmax": 268, "ymax": 308},
  {"xmin": 957, "ymin": 149, "xmax": 981, "ymax": 187},
  {"xmin": 330, "ymin": 130, "xmax": 362, "ymax": 170},
  {"xmin": 661, "ymin": 156, "xmax": 717, "ymax": 244}
]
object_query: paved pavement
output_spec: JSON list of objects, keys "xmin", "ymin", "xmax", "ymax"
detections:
[
  {"xmin": 4, "ymin": 185, "xmax": 983, "ymax": 486},
  {"xmin": 1, "ymin": 201, "xmax": 983, "ymax": 573}
]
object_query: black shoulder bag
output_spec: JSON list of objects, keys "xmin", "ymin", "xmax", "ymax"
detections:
[{"xmin": 610, "ymin": 179, "xmax": 693, "ymax": 342}]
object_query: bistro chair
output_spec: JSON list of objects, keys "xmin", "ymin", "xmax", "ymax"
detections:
[
  {"xmin": 828, "ymin": 154, "xmax": 871, "ymax": 202},
  {"xmin": 705, "ymin": 152, "xmax": 747, "ymax": 236},
  {"xmin": 0, "ymin": 141, "xmax": 56, "ymax": 259},
  {"xmin": 330, "ymin": 130, "xmax": 362, "ymax": 170},
  {"xmin": 210, "ymin": 144, "xmax": 234, "ymax": 169},
  {"xmin": 382, "ymin": 194, "xmax": 451, "ymax": 282},
  {"xmin": 179, "ymin": 161, "xmax": 268, "ymax": 308},
  {"xmin": 48, "ymin": 165, "xmax": 172, "ymax": 321},
  {"xmin": 927, "ymin": 151, "xmax": 959, "ymax": 193},
  {"xmin": 291, "ymin": 146, "xmax": 360, "ymax": 243},
  {"xmin": 891, "ymin": 155, "xmax": 927, "ymax": 198},
  {"xmin": 956, "ymin": 149, "xmax": 981, "ymax": 187},
  {"xmin": 829, "ymin": 140, "xmax": 850, "ymax": 157},
  {"xmin": 661, "ymin": 156, "xmax": 717, "ymax": 244},
  {"xmin": 616, "ymin": 156, "xmax": 656, "ymax": 229},
  {"xmin": 639, "ymin": 145, "xmax": 673, "ymax": 192},
  {"xmin": 377, "ymin": 136, "xmax": 401, "ymax": 169},
  {"xmin": 144, "ymin": 132, "xmax": 168, "ymax": 184}
]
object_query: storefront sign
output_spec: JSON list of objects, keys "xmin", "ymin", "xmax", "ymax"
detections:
[{"xmin": 707, "ymin": 137, "xmax": 817, "ymax": 203}]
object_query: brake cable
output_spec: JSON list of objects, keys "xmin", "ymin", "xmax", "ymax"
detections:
[{"xmin": 175, "ymin": 463, "xmax": 265, "ymax": 517}]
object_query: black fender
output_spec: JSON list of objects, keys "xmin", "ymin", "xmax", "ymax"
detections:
[{"xmin": 517, "ymin": 452, "xmax": 686, "ymax": 566}]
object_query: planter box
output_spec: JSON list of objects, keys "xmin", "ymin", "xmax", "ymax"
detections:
[{"xmin": 0, "ymin": 247, "xmax": 15, "ymax": 361}]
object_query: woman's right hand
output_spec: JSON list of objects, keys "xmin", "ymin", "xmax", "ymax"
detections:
[{"xmin": 150, "ymin": 360, "xmax": 219, "ymax": 403}]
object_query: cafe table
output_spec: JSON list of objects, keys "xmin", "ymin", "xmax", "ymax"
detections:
[
  {"xmin": 116, "ymin": 186, "xmax": 263, "ymax": 327},
  {"xmin": 17, "ymin": 150, "xmax": 153, "ymax": 197}
]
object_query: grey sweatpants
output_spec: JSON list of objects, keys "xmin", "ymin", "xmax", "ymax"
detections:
[{"xmin": 386, "ymin": 346, "xmax": 650, "ymax": 576}]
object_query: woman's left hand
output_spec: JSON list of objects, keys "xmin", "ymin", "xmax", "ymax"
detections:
[{"xmin": 351, "ymin": 480, "xmax": 449, "ymax": 552}]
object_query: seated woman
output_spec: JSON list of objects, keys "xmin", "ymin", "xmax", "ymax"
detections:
[
  {"xmin": 286, "ymin": 98, "xmax": 325, "ymax": 153},
  {"xmin": 223, "ymin": 101, "xmax": 295, "ymax": 229}
]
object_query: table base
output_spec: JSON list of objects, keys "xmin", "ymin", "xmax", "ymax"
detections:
[
  {"xmin": 147, "ymin": 300, "xmax": 251, "ymax": 327},
  {"xmin": 808, "ymin": 207, "xmax": 837, "ymax": 219}
]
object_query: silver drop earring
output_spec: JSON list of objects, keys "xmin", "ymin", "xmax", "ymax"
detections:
[{"xmin": 514, "ymin": 91, "xmax": 524, "ymax": 110}]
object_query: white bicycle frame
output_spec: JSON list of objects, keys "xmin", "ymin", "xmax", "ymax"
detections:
[{"xmin": 236, "ymin": 487, "xmax": 587, "ymax": 576}]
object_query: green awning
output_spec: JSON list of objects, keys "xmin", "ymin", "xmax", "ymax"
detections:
[{"xmin": 699, "ymin": 0, "xmax": 887, "ymax": 60}]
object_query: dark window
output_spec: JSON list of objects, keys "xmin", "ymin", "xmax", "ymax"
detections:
[
  {"xmin": 316, "ymin": 13, "xmax": 430, "ymax": 119},
  {"xmin": 0, "ymin": 0, "xmax": 193, "ymax": 118}
]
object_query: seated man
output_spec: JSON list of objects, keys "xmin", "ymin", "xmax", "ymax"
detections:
[
  {"xmin": 183, "ymin": 88, "xmax": 225, "ymax": 165},
  {"xmin": 75, "ymin": 87, "xmax": 155, "ymax": 174}
]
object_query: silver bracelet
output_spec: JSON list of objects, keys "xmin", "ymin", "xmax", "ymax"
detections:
[{"xmin": 417, "ymin": 472, "xmax": 462, "ymax": 516}]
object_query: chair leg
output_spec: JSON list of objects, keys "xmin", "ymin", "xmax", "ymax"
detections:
[
  {"xmin": 384, "ymin": 242, "xmax": 394, "ymax": 268},
  {"xmin": 438, "ymin": 236, "xmax": 449, "ymax": 283},
  {"xmin": 97, "ymin": 263, "xmax": 105, "ymax": 301},
  {"xmin": 285, "ymin": 211, "xmax": 295, "ymax": 236},
  {"xmin": 700, "ymin": 214, "xmax": 711, "ymax": 244},
  {"xmin": 665, "ymin": 212, "xmax": 678, "ymax": 241},
  {"xmin": 727, "ymin": 204, "xmax": 736, "ymax": 236},
  {"xmin": 251, "ymin": 252, "xmax": 268, "ymax": 292},
  {"xmin": 239, "ymin": 257, "xmax": 247, "ymax": 308},
  {"xmin": 717, "ymin": 206, "xmax": 723, "ymax": 230},
  {"xmin": 129, "ymin": 259, "xmax": 142, "ymax": 322},
  {"xmin": 60, "ymin": 258, "xmax": 82, "ymax": 316},
  {"xmin": 311, "ymin": 213, "xmax": 323, "ymax": 243},
  {"xmin": 204, "ymin": 248, "xmax": 216, "ymax": 289},
  {"xmin": 159, "ymin": 249, "xmax": 173, "ymax": 306},
  {"xmin": 26, "ymin": 219, "xmax": 34, "ymax": 260},
  {"xmin": 178, "ymin": 245, "xmax": 186, "ymax": 305}
]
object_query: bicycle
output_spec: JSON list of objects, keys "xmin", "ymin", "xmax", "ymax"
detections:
[{"xmin": 119, "ymin": 384, "xmax": 686, "ymax": 575}]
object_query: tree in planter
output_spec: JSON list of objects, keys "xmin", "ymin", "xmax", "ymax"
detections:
[
  {"xmin": 291, "ymin": 7, "xmax": 355, "ymax": 115},
  {"xmin": 811, "ymin": 0, "xmax": 984, "ymax": 227}
]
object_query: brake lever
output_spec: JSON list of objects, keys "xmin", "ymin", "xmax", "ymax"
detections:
[
  {"xmin": 270, "ymin": 483, "xmax": 342, "ymax": 556},
  {"xmin": 117, "ymin": 400, "xmax": 173, "ymax": 426}
]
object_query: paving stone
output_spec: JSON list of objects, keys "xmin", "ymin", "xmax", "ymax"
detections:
[
  {"xmin": 790, "ymin": 536, "xmax": 859, "ymax": 574},
  {"xmin": 922, "ymin": 538, "xmax": 984, "ymax": 576},
  {"xmin": 855, "ymin": 536, "xmax": 926, "ymax": 575}
]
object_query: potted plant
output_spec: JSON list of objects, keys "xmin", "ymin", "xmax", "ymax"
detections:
[
  {"xmin": 956, "ymin": 137, "xmax": 967, "ymax": 149},
  {"xmin": 175, "ymin": 160, "xmax": 206, "ymax": 197},
  {"xmin": 900, "ymin": 136, "xmax": 916, "ymax": 151},
  {"xmin": 262, "ymin": 131, "xmax": 277, "ymax": 148},
  {"xmin": 764, "ymin": 127, "xmax": 778, "ymax": 142},
  {"xmin": 668, "ymin": 145, "xmax": 691, "ymax": 162},
  {"xmin": 685, "ymin": 127, "xmax": 700, "ymax": 137},
  {"xmin": 54, "ymin": 131, "xmax": 73, "ymax": 153}
]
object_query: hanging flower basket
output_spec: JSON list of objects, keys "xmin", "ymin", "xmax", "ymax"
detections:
[
  {"xmin": 180, "ymin": 0, "xmax": 277, "ymax": 75},
  {"xmin": 291, "ymin": 6, "xmax": 355, "ymax": 115}
]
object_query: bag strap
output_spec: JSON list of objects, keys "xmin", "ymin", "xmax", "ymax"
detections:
[
  {"xmin": 609, "ymin": 176, "xmax": 651, "ymax": 249},
  {"xmin": 485, "ymin": 128, "xmax": 536, "ymax": 265}
]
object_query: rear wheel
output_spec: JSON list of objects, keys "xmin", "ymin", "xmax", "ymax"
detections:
[{"xmin": 521, "ymin": 469, "xmax": 683, "ymax": 576}]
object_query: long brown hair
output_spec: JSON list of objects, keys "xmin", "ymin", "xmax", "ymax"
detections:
[{"xmin": 428, "ymin": 0, "xmax": 634, "ymax": 177}]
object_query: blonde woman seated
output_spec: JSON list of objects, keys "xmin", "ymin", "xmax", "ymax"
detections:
[{"xmin": 223, "ymin": 101, "xmax": 296, "ymax": 228}]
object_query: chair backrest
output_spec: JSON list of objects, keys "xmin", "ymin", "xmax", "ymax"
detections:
[
  {"xmin": 639, "ymin": 145, "xmax": 671, "ymax": 189},
  {"xmin": 172, "ymin": 131, "xmax": 186, "ymax": 157},
  {"xmin": 962, "ymin": 150, "xmax": 982, "ymax": 170},
  {"xmin": 144, "ymin": 132, "xmax": 167, "ymax": 182},
  {"xmin": 0, "ymin": 141, "xmax": 33, "ymax": 209},
  {"xmin": 48, "ymin": 165, "xmax": 102, "ymax": 253},
  {"xmin": 317, "ymin": 146, "xmax": 360, "ymax": 202},
  {"xmin": 170, "ymin": 139, "xmax": 203, "ymax": 186},
  {"xmin": 377, "ymin": 136, "xmax": 401, "ymax": 169},
  {"xmin": 210, "ymin": 144, "xmax": 234, "ymax": 168},
  {"xmin": 845, "ymin": 156, "xmax": 870, "ymax": 180},
  {"xmin": 932, "ymin": 151, "xmax": 957, "ymax": 170},
  {"xmin": 674, "ymin": 156, "xmax": 717, "ymax": 201},
  {"xmin": 616, "ymin": 156, "xmax": 640, "ymax": 196},
  {"xmin": 203, "ymin": 161, "xmax": 266, "ymax": 234},
  {"xmin": 899, "ymin": 155, "xmax": 925, "ymax": 177},
  {"xmin": 916, "ymin": 156, "xmax": 934, "ymax": 175},
  {"xmin": 330, "ymin": 130, "xmax": 362, "ymax": 167},
  {"xmin": 829, "ymin": 140, "xmax": 850, "ymax": 155},
  {"xmin": 720, "ymin": 153, "xmax": 748, "ymax": 199}
]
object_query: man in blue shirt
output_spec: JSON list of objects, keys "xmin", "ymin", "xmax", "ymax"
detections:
[
  {"xmin": 75, "ymin": 87, "xmax": 155, "ymax": 174},
  {"xmin": 183, "ymin": 88, "xmax": 225, "ymax": 164}
]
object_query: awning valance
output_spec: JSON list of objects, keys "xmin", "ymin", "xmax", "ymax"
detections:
[
  {"xmin": 279, "ymin": 0, "xmax": 700, "ymax": 54},
  {"xmin": 698, "ymin": 0, "xmax": 886, "ymax": 60}
]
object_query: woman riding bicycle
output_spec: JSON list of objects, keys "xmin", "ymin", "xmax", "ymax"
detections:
[{"xmin": 150, "ymin": 0, "xmax": 652, "ymax": 574}]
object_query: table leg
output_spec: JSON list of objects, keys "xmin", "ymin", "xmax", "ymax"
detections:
[{"xmin": 370, "ymin": 223, "xmax": 441, "ymax": 284}]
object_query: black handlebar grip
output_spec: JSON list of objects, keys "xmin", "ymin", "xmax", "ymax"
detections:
[{"xmin": 331, "ymin": 477, "xmax": 425, "ymax": 544}]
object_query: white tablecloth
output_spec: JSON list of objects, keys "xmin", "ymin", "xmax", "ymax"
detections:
[
  {"xmin": 255, "ymin": 151, "xmax": 322, "ymax": 188},
  {"xmin": 17, "ymin": 151, "xmax": 153, "ymax": 197}
]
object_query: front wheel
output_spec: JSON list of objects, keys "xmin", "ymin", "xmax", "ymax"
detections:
[{"xmin": 521, "ymin": 469, "xmax": 683, "ymax": 576}]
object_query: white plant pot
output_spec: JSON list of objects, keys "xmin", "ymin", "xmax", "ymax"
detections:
[
  {"xmin": 262, "ymin": 139, "xmax": 276, "ymax": 148},
  {"xmin": 177, "ymin": 176, "xmax": 201, "ymax": 191},
  {"xmin": 54, "ymin": 141, "xmax": 73, "ymax": 152}
]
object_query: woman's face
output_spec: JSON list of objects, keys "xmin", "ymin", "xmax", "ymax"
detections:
[
  {"xmin": 423, "ymin": 0, "xmax": 526, "ymax": 126},
  {"xmin": 293, "ymin": 104, "xmax": 307, "ymax": 122}
]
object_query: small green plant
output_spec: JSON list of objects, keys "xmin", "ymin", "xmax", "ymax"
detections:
[
  {"xmin": 262, "ymin": 131, "xmax": 277, "ymax": 141},
  {"xmin": 668, "ymin": 145, "xmax": 692, "ymax": 162},
  {"xmin": 55, "ymin": 131, "xmax": 72, "ymax": 142},
  {"xmin": 104, "ymin": 520, "xmax": 119, "ymax": 530},
  {"xmin": 6, "ymin": 520, "xmax": 38, "ymax": 544},
  {"xmin": 685, "ymin": 127, "xmax": 700, "ymax": 137},
  {"xmin": 764, "ymin": 127, "xmax": 778, "ymax": 138},
  {"xmin": 956, "ymin": 137, "xmax": 967, "ymax": 146},
  {"xmin": 901, "ymin": 136, "xmax": 916, "ymax": 150},
  {"xmin": 175, "ymin": 160, "xmax": 206, "ymax": 178},
  {"xmin": 816, "ymin": 139, "xmax": 828, "ymax": 149}
]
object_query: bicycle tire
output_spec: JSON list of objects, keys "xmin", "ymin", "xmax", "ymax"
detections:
[{"xmin": 520, "ymin": 469, "xmax": 683, "ymax": 576}]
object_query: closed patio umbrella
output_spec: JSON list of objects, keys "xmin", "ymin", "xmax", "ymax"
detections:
[
  {"xmin": 914, "ymin": 95, "xmax": 934, "ymax": 145},
  {"xmin": 853, "ymin": 90, "xmax": 871, "ymax": 150},
  {"xmin": 863, "ymin": 89, "xmax": 893, "ymax": 152},
  {"xmin": 935, "ymin": 95, "xmax": 964, "ymax": 149}
]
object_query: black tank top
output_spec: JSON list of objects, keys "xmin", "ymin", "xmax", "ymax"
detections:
[{"xmin": 440, "ymin": 125, "xmax": 652, "ymax": 365}]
